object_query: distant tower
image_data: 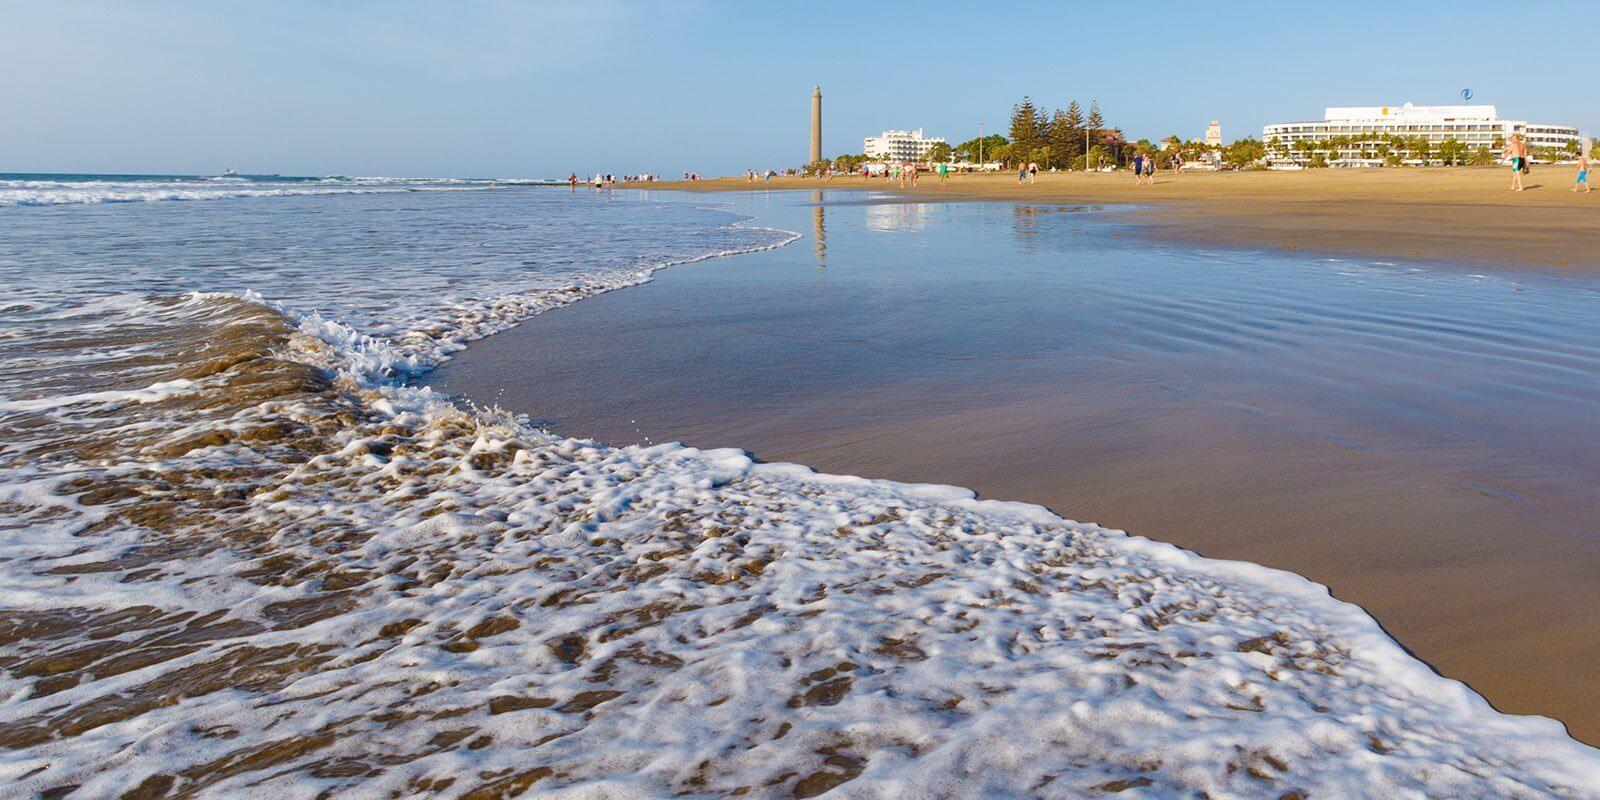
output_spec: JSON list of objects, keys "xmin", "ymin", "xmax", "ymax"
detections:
[
  {"xmin": 810, "ymin": 86, "xmax": 823, "ymax": 164},
  {"xmin": 1205, "ymin": 119, "xmax": 1223, "ymax": 147}
]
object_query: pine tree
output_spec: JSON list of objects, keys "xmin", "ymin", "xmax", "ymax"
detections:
[
  {"xmin": 1065, "ymin": 100, "xmax": 1083, "ymax": 131},
  {"xmin": 1009, "ymin": 96, "xmax": 1044, "ymax": 161},
  {"xmin": 1086, "ymin": 101, "xmax": 1104, "ymax": 136},
  {"xmin": 1046, "ymin": 109, "xmax": 1080, "ymax": 169}
]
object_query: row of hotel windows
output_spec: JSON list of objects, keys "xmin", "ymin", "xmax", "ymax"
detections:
[
  {"xmin": 1268, "ymin": 124, "xmax": 1502, "ymax": 133},
  {"xmin": 1266, "ymin": 124, "xmax": 1578, "ymax": 135},
  {"xmin": 1269, "ymin": 134, "xmax": 1572, "ymax": 146},
  {"xmin": 1272, "ymin": 133, "xmax": 1500, "ymax": 140}
]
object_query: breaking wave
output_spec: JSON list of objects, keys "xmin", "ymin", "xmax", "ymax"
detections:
[{"xmin": 0, "ymin": 175, "xmax": 550, "ymax": 207}]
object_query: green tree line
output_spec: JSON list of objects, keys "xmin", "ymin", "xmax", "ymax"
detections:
[
  {"xmin": 838, "ymin": 96, "xmax": 1267, "ymax": 171},
  {"xmin": 822, "ymin": 94, "xmax": 1593, "ymax": 172}
]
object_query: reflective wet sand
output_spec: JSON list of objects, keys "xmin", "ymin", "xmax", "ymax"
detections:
[
  {"xmin": 432, "ymin": 193, "xmax": 1600, "ymax": 742},
  {"xmin": 652, "ymin": 167, "xmax": 1600, "ymax": 275}
]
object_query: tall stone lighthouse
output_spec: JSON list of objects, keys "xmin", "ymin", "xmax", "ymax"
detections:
[{"xmin": 809, "ymin": 85, "xmax": 823, "ymax": 165}]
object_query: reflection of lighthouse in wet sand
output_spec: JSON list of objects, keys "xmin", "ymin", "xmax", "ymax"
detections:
[
  {"xmin": 811, "ymin": 191, "xmax": 826, "ymax": 268},
  {"xmin": 810, "ymin": 86, "xmax": 822, "ymax": 164}
]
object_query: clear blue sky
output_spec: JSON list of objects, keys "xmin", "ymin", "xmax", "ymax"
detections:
[{"xmin": 4, "ymin": 0, "xmax": 1594, "ymax": 178}]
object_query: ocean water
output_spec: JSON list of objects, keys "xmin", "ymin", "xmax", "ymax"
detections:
[
  {"xmin": 1, "ymin": 180, "xmax": 1598, "ymax": 798},
  {"xmin": 0, "ymin": 172, "xmax": 560, "ymax": 208}
]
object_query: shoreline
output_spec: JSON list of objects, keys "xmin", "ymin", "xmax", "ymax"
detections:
[
  {"xmin": 431, "ymin": 190, "xmax": 1600, "ymax": 746},
  {"xmin": 640, "ymin": 168, "xmax": 1600, "ymax": 276},
  {"xmin": 9, "ymin": 187, "xmax": 1600, "ymax": 795}
]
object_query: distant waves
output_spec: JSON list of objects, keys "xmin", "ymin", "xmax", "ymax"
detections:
[{"xmin": 0, "ymin": 175, "xmax": 556, "ymax": 207}]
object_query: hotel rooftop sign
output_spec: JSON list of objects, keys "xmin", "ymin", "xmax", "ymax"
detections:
[{"xmin": 1325, "ymin": 103, "xmax": 1498, "ymax": 122}]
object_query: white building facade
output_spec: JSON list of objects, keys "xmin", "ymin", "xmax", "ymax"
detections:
[
  {"xmin": 864, "ymin": 129, "xmax": 948, "ymax": 162},
  {"xmin": 1263, "ymin": 103, "xmax": 1580, "ymax": 165}
]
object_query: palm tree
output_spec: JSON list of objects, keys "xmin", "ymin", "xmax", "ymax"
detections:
[
  {"xmin": 1417, "ymin": 136, "xmax": 1434, "ymax": 164},
  {"xmin": 1328, "ymin": 135, "xmax": 1349, "ymax": 163}
]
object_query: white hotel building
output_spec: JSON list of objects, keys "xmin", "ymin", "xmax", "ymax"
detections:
[
  {"xmin": 1263, "ymin": 104, "xmax": 1580, "ymax": 165},
  {"xmin": 864, "ymin": 129, "xmax": 947, "ymax": 162}
]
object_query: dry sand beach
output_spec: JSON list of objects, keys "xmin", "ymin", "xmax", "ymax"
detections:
[{"xmin": 652, "ymin": 167, "xmax": 1600, "ymax": 274}]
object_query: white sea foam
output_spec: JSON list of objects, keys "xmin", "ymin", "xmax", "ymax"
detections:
[
  {"xmin": 0, "ymin": 176, "xmax": 501, "ymax": 207},
  {"xmin": 0, "ymin": 378, "xmax": 198, "ymax": 412},
  {"xmin": 1, "ymin": 192, "xmax": 1597, "ymax": 797}
]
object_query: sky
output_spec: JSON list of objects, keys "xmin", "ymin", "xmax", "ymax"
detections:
[{"xmin": 4, "ymin": 0, "xmax": 1596, "ymax": 178}]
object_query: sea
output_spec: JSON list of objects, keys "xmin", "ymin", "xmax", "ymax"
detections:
[{"xmin": 1, "ymin": 175, "xmax": 1597, "ymax": 798}]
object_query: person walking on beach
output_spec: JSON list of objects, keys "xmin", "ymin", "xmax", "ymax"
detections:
[
  {"xmin": 1132, "ymin": 154, "xmax": 1145, "ymax": 185},
  {"xmin": 1018, "ymin": 163, "xmax": 1027, "ymax": 183},
  {"xmin": 1573, "ymin": 153, "xmax": 1591, "ymax": 193},
  {"xmin": 1028, "ymin": 161, "xmax": 1039, "ymax": 183},
  {"xmin": 938, "ymin": 162, "xmax": 949, "ymax": 185},
  {"xmin": 1506, "ymin": 134, "xmax": 1527, "ymax": 192}
]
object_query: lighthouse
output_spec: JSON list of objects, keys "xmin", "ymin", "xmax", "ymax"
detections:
[{"xmin": 810, "ymin": 85, "xmax": 823, "ymax": 165}]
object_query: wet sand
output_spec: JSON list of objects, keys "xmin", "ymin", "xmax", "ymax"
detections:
[
  {"xmin": 432, "ymin": 193, "xmax": 1600, "ymax": 743},
  {"xmin": 649, "ymin": 168, "xmax": 1600, "ymax": 275}
]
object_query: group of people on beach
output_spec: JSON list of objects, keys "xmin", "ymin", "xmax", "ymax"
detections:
[
  {"xmin": 848, "ymin": 163, "xmax": 928, "ymax": 186},
  {"xmin": 568, "ymin": 173, "xmax": 661, "ymax": 189},
  {"xmin": 1130, "ymin": 154, "xmax": 1158, "ymax": 185},
  {"xmin": 1503, "ymin": 133, "xmax": 1593, "ymax": 194},
  {"xmin": 575, "ymin": 138, "xmax": 1594, "ymax": 194}
]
